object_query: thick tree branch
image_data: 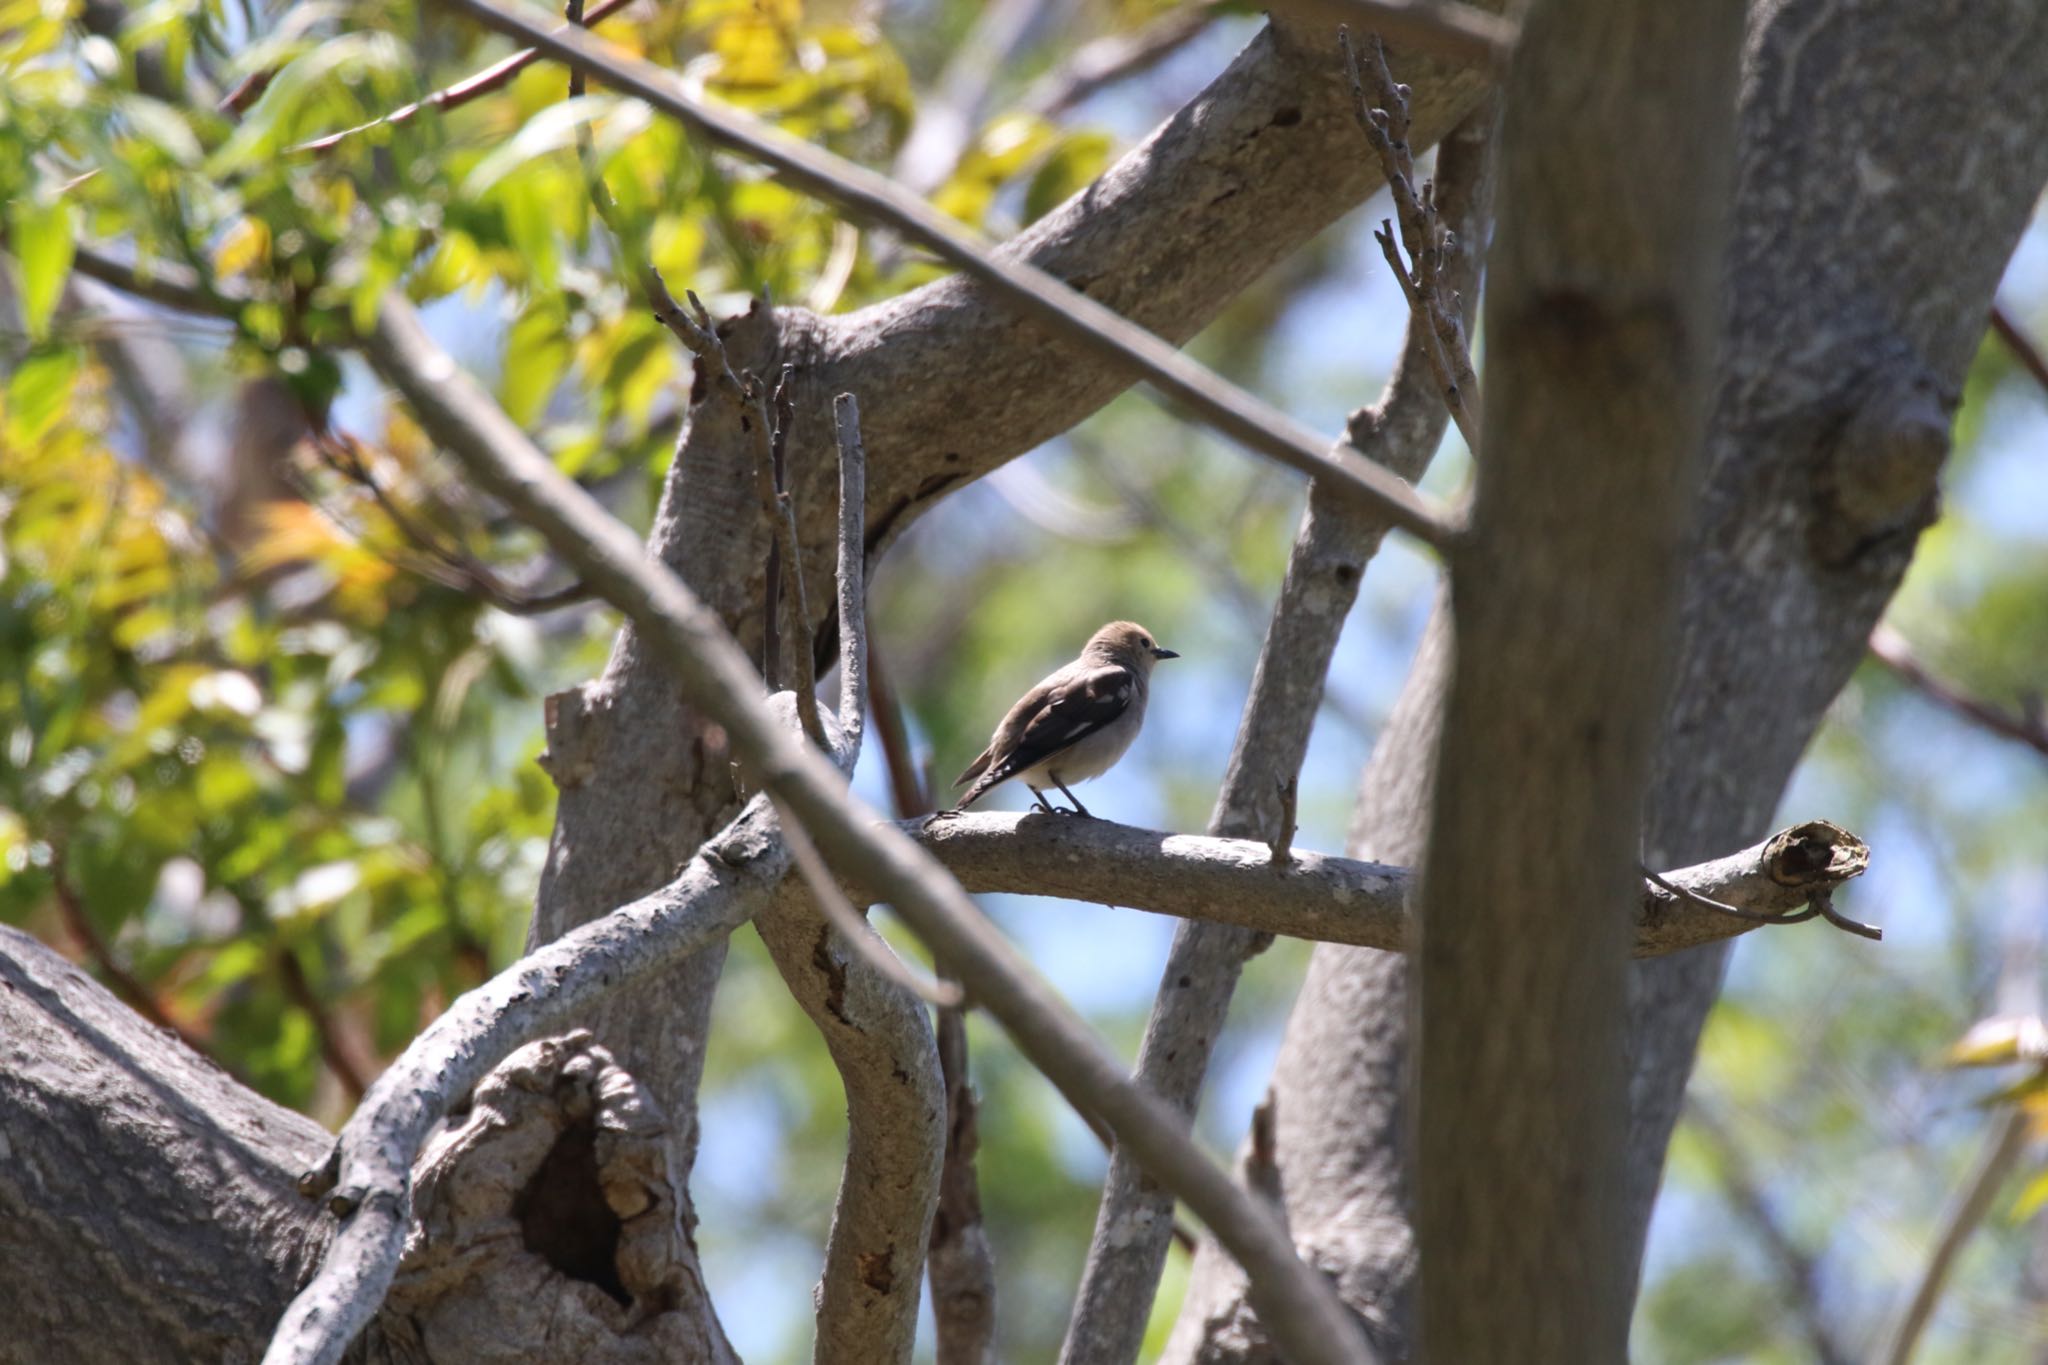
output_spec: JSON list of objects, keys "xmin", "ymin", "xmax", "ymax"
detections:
[
  {"xmin": 325, "ymin": 293, "xmax": 1379, "ymax": 1365},
  {"xmin": 439, "ymin": 0, "xmax": 1458, "ymax": 548},
  {"xmin": 1059, "ymin": 105, "xmax": 1494, "ymax": 1365},
  {"xmin": 900, "ymin": 813, "xmax": 1866, "ymax": 959},
  {"xmin": 0, "ymin": 926, "xmax": 330, "ymax": 1364},
  {"xmin": 752, "ymin": 865, "xmax": 945, "ymax": 1365},
  {"xmin": 1411, "ymin": 2, "xmax": 1742, "ymax": 1360}
]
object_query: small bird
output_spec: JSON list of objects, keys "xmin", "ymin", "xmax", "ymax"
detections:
[{"xmin": 951, "ymin": 620, "xmax": 1179, "ymax": 818}]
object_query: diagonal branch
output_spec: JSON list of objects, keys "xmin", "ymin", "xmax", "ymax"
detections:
[
  {"xmin": 1263, "ymin": 0, "xmax": 1517, "ymax": 66},
  {"xmin": 1870, "ymin": 623, "xmax": 2048, "ymax": 761},
  {"xmin": 278, "ymin": 292, "xmax": 1382, "ymax": 1365},
  {"xmin": 1990, "ymin": 301, "xmax": 2048, "ymax": 400},
  {"xmin": 437, "ymin": 0, "xmax": 1460, "ymax": 550}
]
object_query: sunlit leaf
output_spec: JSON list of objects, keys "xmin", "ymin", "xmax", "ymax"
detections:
[{"xmin": 10, "ymin": 192, "xmax": 76, "ymax": 340}]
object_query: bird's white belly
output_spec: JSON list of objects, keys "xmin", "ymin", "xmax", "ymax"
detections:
[{"xmin": 1017, "ymin": 705, "xmax": 1143, "ymax": 788}]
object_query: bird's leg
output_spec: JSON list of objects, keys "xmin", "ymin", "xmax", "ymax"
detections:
[
  {"xmin": 1026, "ymin": 786, "xmax": 1061, "ymax": 815},
  {"xmin": 1051, "ymin": 775, "xmax": 1092, "ymax": 818}
]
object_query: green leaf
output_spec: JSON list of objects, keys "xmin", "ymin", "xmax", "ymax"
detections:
[
  {"xmin": 10, "ymin": 193, "xmax": 76, "ymax": 340},
  {"xmin": 4, "ymin": 347, "xmax": 79, "ymax": 445},
  {"xmin": 500, "ymin": 299, "xmax": 569, "ymax": 428}
]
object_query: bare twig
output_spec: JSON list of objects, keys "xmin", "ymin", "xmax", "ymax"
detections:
[
  {"xmin": 1262, "ymin": 0, "xmax": 1516, "ymax": 67},
  {"xmin": 439, "ymin": 0, "xmax": 1459, "ymax": 550},
  {"xmin": 830, "ymin": 393, "xmax": 868, "ymax": 745},
  {"xmin": 1991, "ymin": 301, "xmax": 2048, "ymax": 399},
  {"xmin": 1020, "ymin": 4, "xmax": 1224, "ymax": 119},
  {"xmin": 1268, "ymin": 778, "xmax": 1299, "ymax": 866},
  {"xmin": 289, "ymin": 0, "xmax": 637, "ymax": 156},
  {"xmin": 754, "ymin": 368, "xmax": 826, "ymax": 746},
  {"xmin": 1871, "ymin": 622, "xmax": 2048, "ymax": 761},
  {"xmin": 47, "ymin": 845, "xmax": 218, "ymax": 1064},
  {"xmin": 308, "ymin": 431, "xmax": 591, "ymax": 615},
  {"xmin": 1341, "ymin": 29, "xmax": 1484, "ymax": 449},
  {"xmin": 931, "ymin": 1000, "xmax": 997, "ymax": 1365},
  {"xmin": 753, "ymin": 390, "xmax": 949, "ymax": 1363},
  {"xmin": 322, "ymin": 291, "xmax": 1378, "ymax": 1365},
  {"xmin": 1874, "ymin": 1108, "xmax": 2032, "ymax": 1365},
  {"xmin": 275, "ymin": 945, "xmax": 373, "ymax": 1103}
]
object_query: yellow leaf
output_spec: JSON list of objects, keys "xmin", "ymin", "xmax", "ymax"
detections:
[
  {"xmin": 212, "ymin": 217, "xmax": 272, "ymax": 278},
  {"xmin": 241, "ymin": 500, "xmax": 347, "ymax": 575},
  {"xmin": 2013, "ymin": 1167, "xmax": 2048, "ymax": 1220}
]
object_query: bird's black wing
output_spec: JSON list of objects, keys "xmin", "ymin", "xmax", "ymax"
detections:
[{"xmin": 982, "ymin": 663, "xmax": 1135, "ymax": 787}]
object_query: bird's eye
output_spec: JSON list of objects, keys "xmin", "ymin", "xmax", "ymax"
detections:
[{"xmin": 1141, "ymin": 637, "xmax": 1152, "ymax": 648}]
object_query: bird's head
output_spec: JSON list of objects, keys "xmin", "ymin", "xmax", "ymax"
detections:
[{"xmin": 1084, "ymin": 620, "xmax": 1180, "ymax": 674}]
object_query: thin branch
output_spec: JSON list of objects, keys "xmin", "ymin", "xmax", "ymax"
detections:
[
  {"xmin": 831, "ymin": 393, "xmax": 868, "ymax": 747},
  {"xmin": 47, "ymin": 845, "xmax": 218, "ymax": 1064},
  {"xmin": 1020, "ymin": 3, "xmax": 1224, "ymax": 120},
  {"xmin": 439, "ymin": 0, "xmax": 1460, "ymax": 550},
  {"xmin": 755, "ymin": 368, "xmax": 826, "ymax": 746},
  {"xmin": 770, "ymin": 797, "xmax": 960, "ymax": 1007},
  {"xmin": 1871, "ymin": 622, "xmax": 2048, "ymax": 761},
  {"xmin": 931, "ymin": 995, "xmax": 997, "ymax": 1365},
  {"xmin": 317, "ymin": 290, "xmax": 1379, "ymax": 1365},
  {"xmin": 1268, "ymin": 777, "xmax": 1298, "ymax": 866},
  {"xmin": 72, "ymin": 244, "xmax": 233, "ymax": 316},
  {"xmin": 1342, "ymin": 29, "xmax": 1484, "ymax": 449},
  {"xmin": 1991, "ymin": 300, "xmax": 2048, "ymax": 399},
  {"xmin": 274, "ymin": 944, "xmax": 372, "ymax": 1103},
  {"xmin": 1874, "ymin": 1107, "xmax": 2032, "ymax": 1365},
  {"xmin": 288, "ymin": 0, "xmax": 638, "ymax": 156},
  {"xmin": 753, "ymin": 386, "xmax": 948, "ymax": 1362},
  {"xmin": 1261, "ymin": 0, "xmax": 1516, "ymax": 67},
  {"xmin": 906, "ymin": 814, "xmax": 1872, "ymax": 960},
  {"xmin": 308, "ymin": 430, "xmax": 591, "ymax": 615}
]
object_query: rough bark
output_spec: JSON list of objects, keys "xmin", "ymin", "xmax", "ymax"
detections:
[
  {"xmin": 0, "ymin": 925, "xmax": 329, "ymax": 1365},
  {"xmin": 1411, "ymin": 0, "xmax": 1742, "ymax": 1358},
  {"xmin": 1166, "ymin": 2, "xmax": 2048, "ymax": 1358}
]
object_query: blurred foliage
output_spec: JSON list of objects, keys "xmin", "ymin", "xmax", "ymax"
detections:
[{"xmin": 6, "ymin": 0, "xmax": 2048, "ymax": 1362}]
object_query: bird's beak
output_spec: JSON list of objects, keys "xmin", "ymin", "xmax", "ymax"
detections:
[{"xmin": 1153, "ymin": 647, "xmax": 1180, "ymax": 660}]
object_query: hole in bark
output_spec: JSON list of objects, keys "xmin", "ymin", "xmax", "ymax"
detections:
[{"xmin": 515, "ymin": 1115, "xmax": 630, "ymax": 1306}]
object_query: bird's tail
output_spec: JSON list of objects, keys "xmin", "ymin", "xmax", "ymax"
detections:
[{"xmin": 953, "ymin": 772, "xmax": 999, "ymax": 812}]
